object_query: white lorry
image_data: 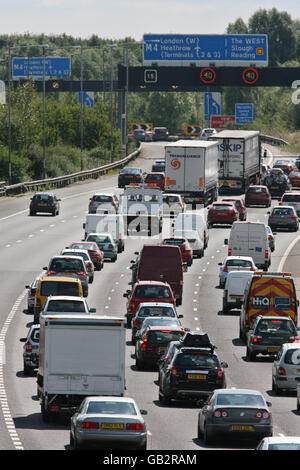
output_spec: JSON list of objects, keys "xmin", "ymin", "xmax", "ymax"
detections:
[
  {"xmin": 210, "ymin": 130, "xmax": 261, "ymax": 193},
  {"xmin": 121, "ymin": 184, "xmax": 163, "ymax": 235},
  {"xmin": 83, "ymin": 213, "xmax": 125, "ymax": 252},
  {"xmin": 37, "ymin": 314, "xmax": 126, "ymax": 421},
  {"xmin": 224, "ymin": 221, "xmax": 271, "ymax": 271},
  {"xmin": 164, "ymin": 140, "xmax": 219, "ymax": 208}
]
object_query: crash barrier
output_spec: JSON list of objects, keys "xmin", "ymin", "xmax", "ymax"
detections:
[{"xmin": 260, "ymin": 134, "xmax": 289, "ymax": 146}]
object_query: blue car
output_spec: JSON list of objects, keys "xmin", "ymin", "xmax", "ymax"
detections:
[{"xmin": 85, "ymin": 233, "xmax": 117, "ymax": 262}]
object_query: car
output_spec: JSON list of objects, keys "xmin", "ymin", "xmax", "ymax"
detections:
[
  {"xmin": 297, "ymin": 383, "xmax": 300, "ymax": 411},
  {"xmin": 70, "ymin": 396, "xmax": 147, "ymax": 450},
  {"xmin": 245, "ymin": 185, "xmax": 271, "ymax": 208},
  {"xmin": 174, "ymin": 211, "xmax": 209, "ymax": 249},
  {"xmin": 273, "ymin": 159, "xmax": 295, "ymax": 175},
  {"xmin": 265, "ymin": 225, "xmax": 275, "ymax": 252},
  {"xmin": 222, "ymin": 270, "xmax": 254, "ymax": 313},
  {"xmin": 261, "ymin": 163, "xmax": 271, "ymax": 178},
  {"xmin": 43, "ymin": 255, "xmax": 89, "ymax": 297},
  {"xmin": 262, "ymin": 168, "xmax": 292, "ymax": 198},
  {"xmin": 162, "ymin": 194, "xmax": 185, "ymax": 217},
  {"xmin": 144, "ymin": 131, "xmax": 153, "ymax": 141},
  {"xmin": 279, "ymin": 191, "xmax": 300, "ymax": 217},
  {"xmin": 131, "ymin": 302, "xmax": 183, "ymax": 345},
  {"xmin": 162, "ymin": 237, "xmax": 193, "ymax": 266},
  {"xmin": 218, "ymin": 256, "xmax": 258, "ymax": 288},
  {"xmin": 173, "ymin": 229, "xmax": 204, "ymax": 259},
  {"xmin": 272, "ymin": 343, "xmax": 300, "ymax": 395},
  {"xmin": 61, "ymin": 249, "xmax": 95, "ymax": 283},
  {"xmin": 152, "ymin": 127, "xmax": 169, "ymax": 141},
  {"xmin": 118, "ymin": 167, "xmax": 144, "ymax": 188},
  {"xmin": 88, "ymin": 193, "xmax": 119, "ymax": 214},
  {"xmin": 197, "ymin": 389, "xmax": 273, "ymax": 445},
  {"xmin": 29, "ymin": 192, "xmax": 61, "ymax": 216},
  {"xmin": 207, "ymin": 201, "xmax": 238, "ymax": 227},
  {"xmin": 200, "ymin": 128, "xmax": 217, "ymax": 140},
  {"xmin": 67, "ymin": 241, "xmax": 104, "ymax": 271},
  {"xmin": 132, "ymin": 129, "xmax": 146, "ymax": 141},
  {"xmin": 295, "ymin": 156, "xmax": 300, "ymax": 171},
  {"xmin": 25, "ymin": 276, "xmax": 41, "ymax": 313},
  {"xmin": 158, "ymin": 346, "xmax": 228, "ymax": 406},
  {"xmin": 123, "ymin": 280, "xmax": 176, "ymax": 328},
  {"xmin": 256, "ymin": 436, "xmax": 300, "ymax": 450},
  {"xmin": 246, "ymin": 316, "xmax": 299, "ymax": 361},
  {"xmin": 42, "ymin": 295, "xmax": 96, "ymax": 316},
  {"xmin": 152, "ymin": 160, "xmax": 165, "ymax": 172},
  {"xmin": 20, "ymin": 324, "xmax": 40, "ymax": 375},
  {"xmin": 144, "ymin": 172, "xmax": 165, "ymax": 191},
  {"xmin": 267, "ymin": 205, "xmax": 299, "ymax": 232},
  {"xmin": 85, "ymin": 232, "xmax": 118, "ymax": 262},
  {"xmin": 135, "ymin": 325, "xmax": 186, "ymax": 369},
  {"xmin": 221, "ymin": 197, "xmax": 247, "ymax": 221},
  {"xmin": 138, "ymin": 316, "xmax": 184, "ymax": 341},
  {"xmin": 288, "ymin": 170, "xmax": 300, "ymax": 188}
]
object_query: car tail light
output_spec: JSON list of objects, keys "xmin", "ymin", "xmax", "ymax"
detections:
[
  {"xmin": 141, "ymin": 339, "xmax": 148, "ymax": 350},
  {"xmin": 29, "ymin": 291, "xmax": 35, "ymax": 298},
  {"xmin": 269, "ymin": 214, "xmax": 275, "ymax": 218},
  {"xmin": 25, "ymin": 341, "xmax": 32, "ymax": 353},
  {"xmin": 51, "ymin": 202, "xmax": 55, "ymax": 207},
  {"xmin": 265, "ymin": 250, "xmax": 269, "ymax": 259},
  {"xmin": 76, "ymin": 271, "xmax": 87, "ymax": 276},
  {"xmin": 268, "ymin": 235, "xmax": 274, "ymax": 241},
  {"xmin": 47, "ymin": 270, "xmax": 57, "ymax": 275},
  {"xmin": 252, "ymin": 336, "xmax": 263, "ymax": 343},
  {"xmin": 49, "ymin": 406, "xmax": 61, "ymax": 412},
  {"xmin": 108, "ymin": 244, "xmax": 114, "ymax": 249},
  {"xmin": 223, "ymin": 266, "xmax": 228, "ymax": 273},
  {"xmin": 213, "ymin": 409, "xmax": 228, "ymax": 418},
  {"xmin": 86, "ymin": 262, "xmax": 93, "ymax": 269},
  {"xmin": 228, "ymin": 249, "xmax": 232, "ymax": 256},
  {"xmin": 81, "ymin": 421, "xmax": 100, "ymax": 429},
  {"xmin": 278, "ymin": 367, "xmax": 286, "ymax": 376},
  {"xmin": 288, "ymin": 336, "xmax": 299, "ymax": 343},
  {"xmin": 217, "ymin": 368, "xmax": 224, "ymax": 379},
  {"xmin": 290, "ymin": 215, "xmax": 297, "ymax": 220},
  {"xmin": 126, "ymin": 423, "xmax": 144, "ymax": 431},
  {"xmin": 224, "ymin": 290, "xmax": 228, "ymax": 300},
  {"xmin": 250, "ymin": 266, "xmax": 256, "ymax": 271},
  {"xmin": 170, "ymin": 366, "xmax": 178, "ymax": 377},
  {"xmin": 256, "ymin": 411, "xmax": 270, "ymax": 419}
]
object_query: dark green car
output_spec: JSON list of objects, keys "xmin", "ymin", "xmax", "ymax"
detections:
[
  {"xmin": 29, "ymin": 192, "xmax": 61, "ymax": 216},
  {"xmin": 246, "ymin": 316, "xmax": 299, "ymax": 361}
]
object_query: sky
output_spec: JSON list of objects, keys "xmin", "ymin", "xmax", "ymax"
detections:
[{"xmin": 1, "ymin": 0, "xmax": 300, "ymax": 41}]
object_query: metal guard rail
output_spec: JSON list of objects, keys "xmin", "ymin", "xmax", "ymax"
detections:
[
  {"xmin": 260, "ymin": 134, "xmax": 288, "ymax": 146},
  {"xmin": 1, "ymin": 145, "xmax": 141, "ymax": 197}
]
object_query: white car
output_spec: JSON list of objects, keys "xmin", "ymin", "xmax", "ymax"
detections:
[
  {"xmin": 88, "ymin": 193, "xmax": 119, "ymax": 214},
  {"xmin": 200, "ymin": 128, "xmax": 217, "ymax": 140},
  {"xmin": 218, "ymin": 256, "xmax": 258, "ymax": 288},
  {"xmin": 173, "ymin": 229, "xmax": 204, "ymax": 258},
  {"xmin": 256, "ymin": 436, "xmax": 300, "ymax": 450},
  {"xmin": 61, "ymin": 249, "xmax": 95, "ymax": 283},
  {"xmin": 42, "ymin": 296, "xmax": 96, "ymax": 316},
  {"xmin": 163, "ymin": 194, "xmax": 185, "ymax": 217}
]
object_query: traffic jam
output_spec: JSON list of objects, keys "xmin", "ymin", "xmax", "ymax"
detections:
[{"xmin": 19, "ymin": 129, "xmax": 300, "ymax": 451}]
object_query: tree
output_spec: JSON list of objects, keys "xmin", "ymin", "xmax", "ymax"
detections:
[{"xmin": 226, "ymin": 18, "xmax": 248, "ymax": 34}]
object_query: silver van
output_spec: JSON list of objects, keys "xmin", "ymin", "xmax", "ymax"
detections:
[{"xmin": 223, "ymin": 271, "xmax": 254, "ymax": 313}]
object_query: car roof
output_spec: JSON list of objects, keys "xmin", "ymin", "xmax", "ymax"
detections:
[
  {"xmin": 225, "ymin": 256, "xmax": 254, "ymax": 261},
  {"xmin": 214, "ymin": 388, "xmax": 263, "ymax": 395},
  {"xmin": 87, "ymin": 232, "xmax": 113, "ymax": 237},
  {"xmin": 84, "ymin": 396, "xmax": 137, "ymax": 404},
  {"xmin": 134, "ymin": 280, "xmax": 170, "ymax": 286},
  {"xmin": 273, "ymin": 205, "xmax": 295, "ymax": 209},
  {"xmin": 256, "ymin": 315, "xmax": 293, "ymax": 321},
  {"xmin": 46, "ymin": 295, "xmax": 85, "ymax": 301},
  {"xmin": 138, "ymin": 302, "xmax": 175, "ymax": 308},
  {"xmin": 62, "ymin": 249, "xmax": 89, "ymax": 253},
  {"xmin": 261, "ymin": 437, "xmax": 300, "ymax": 444},
  {"xmin": 147, "ymin": 325, "xmax": 184, "ymax": 331},
  {"xmin": 146, "ymin": 172, "xmax": 165, "ymax": 175},
  {"xmin": 39, "ymin": 276, "xmax": 81, "ymax": 283},
  {"xmin": 92, "ymin": 192, "xmax": 115, "ymax": 196}
]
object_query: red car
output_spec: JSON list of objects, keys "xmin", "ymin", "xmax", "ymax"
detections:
[
  {"xmin": 144, "ymin": 172, "xmax": 165, "ymax": 191},
  {"xmin": 288, "ymin": 171, "xmax": 300, "ymax": 188},
  {"xmin": 207, "ymin": 201, "xmax": 238, "ymax": 227},
  {"xmin": 245, "ymin": 185, "xmax": 271, "ymax": 207},
  {"xmin": 161, "ymin": 237, "xmax": 193, "ymax": 266},
  {"xmin": 123, "ymin": 280, "xmax": 175, "ymax": 328},
  {"xmin": 67, "ymin": 241, "xmax": 104, "ymax": 270},
  {"xmin": 273, "ymin": 159, "xmax": 295, "ymax": 175},
  {"xmin": 222, "ymin": 197, "xmax": 247, "ymax": 221}
]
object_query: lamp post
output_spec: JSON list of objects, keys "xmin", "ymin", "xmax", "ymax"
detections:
[
  {"xmin": 8, "ymin": 45, "xmax": 12, "ymax": 184},
  {"xmin": 108, "ymin": 44, "xmax": 117, "ymax": 163},
  {"xmin": 41, "ymin": 44, "xmax": 49, "ymax": 179},
  {"xmin": 71, "ymin": 45, "xmax": 84, "ymax": 171}
]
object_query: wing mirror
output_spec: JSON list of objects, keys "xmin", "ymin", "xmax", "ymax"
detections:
[{"xmin": 224, "ymin": 239, "xmax": 228, "ymax": 245}]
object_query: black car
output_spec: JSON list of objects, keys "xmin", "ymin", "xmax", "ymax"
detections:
[
  {"xmin": 132, "ymin": 129, "xmax": 146, "ymax": 141},
  {"xmin": 152, "ymin": 127, "xmax": 169, "ymax": 141},
  {"xmin": 29, "ymin": 192, "xmax": 60, "ymax": 216},
  {"xmin": 152, "ymin": 160, "xmax": 165, "ymax": 172},
  {"xmin": 158, "ymin": 346, "xmax": 228, "ymax": 405},
  {"xmin": 118, "ymin": 167, "xmax": 144, "ymax": 188}
]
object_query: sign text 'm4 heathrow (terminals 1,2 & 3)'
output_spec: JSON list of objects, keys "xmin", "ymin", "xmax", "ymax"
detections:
[
  {"xmin": 12, "ymin": 57, "xmax": 71, "ymax": 79},
  {"xmin": 143, "ymin": 34, "xmax": 268, "ymax": 67}
]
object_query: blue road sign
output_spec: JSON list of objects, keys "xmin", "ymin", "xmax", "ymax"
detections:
[
  {"xmin": 78, "ymin": 92, "xmax": 94, "ymax": 108},
  {"xmin": 235, "ymin": 103, "xmax": 254, "ymax": 124},
  {"xmin": 12, "ymin": 57, "xmax": 71, "ymax": 79},
  {"xmin": 204, "ymin": 92, "xmax": 221, "ymax": 121},
  {"xmin": 143, "ymin": 34, "xmax": 268, "ymax": 67}
]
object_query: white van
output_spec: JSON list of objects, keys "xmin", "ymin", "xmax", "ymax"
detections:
[
  {"xmin": 222, "ymin": 271, "xmax": 254, "ymax": 313},
  {"xmin": 83, "ymin": 213, "xmax": 125, "ymax": 253},
  {"xmin": 173, "ymin": 211, "xmax": 209, "ymax": 249},
  {"xmin": 225, "ymin": 221, "xmax": 270, "ymax": 270}
]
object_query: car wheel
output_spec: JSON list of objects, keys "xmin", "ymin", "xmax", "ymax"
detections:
[
  {"xmin": 203, "ymin": 424, "xmax": 213, "ymax": 445},
  {"xmin": 246, "ymin": 346, "xmax": 256, "ymax": 361},
  {"xmin": 272, "ymin": 377, "xmax": 282, "ymax": 396},
  {"xmin": 138, "ymin": 441, "xmax": 147, "ymax": 451},
  {"xmin": 23, "ymin": 362, "xmax": 33, "ymax": 376},
  {"xmin": 135, "ymin": 356, "xmax": 143, "ymax": 370},
  {"xmin": 197, "ymin": 417, "xmax": 203, "ymax": 439},
  {"xmin": 222, "ymin": 302, "xmax": 229, "ymax": 314}
]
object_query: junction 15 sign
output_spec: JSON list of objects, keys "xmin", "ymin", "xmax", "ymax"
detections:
[{"xmin": 143, "ymin": 34, "xmax": 268, "ymax": 67}]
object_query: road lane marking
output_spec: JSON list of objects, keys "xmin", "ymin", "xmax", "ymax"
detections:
[{"xmin": 278, "ymin": 234, "xmax": 300, "ymax": 272}]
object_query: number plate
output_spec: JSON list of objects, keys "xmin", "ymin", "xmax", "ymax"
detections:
[
  {"xmin": 101, "ymin": 423, "xmax": 124, "ymax": 430},
  {"xmin": 230, "ymin": 295, "xmax": 242, "ymax": 300},
  {"xmin": 38, "ymin": 203, "xmax": 47, "ymax": 206},
  {"xmin": 271, "ymin": 186, "xmax": 278, "ymax": 189},
  {"xmin": 231, "ymin": 425, "xmax": 253, "ymax": 431},
  {"xmin": 296, "ymin": 369, "xmax": 300, "ymax": 373},
  {"xmin": 267, "ymin": 347, "xmax": 279, "ymax": 353},
  {"xmin": 187, "ymin": 374, "xmax": 206, "ymax": 380}
]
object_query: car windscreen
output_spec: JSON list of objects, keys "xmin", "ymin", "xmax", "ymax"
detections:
[
  {"xmin": 148, "ymin": 330, "xmax": 183, "ymax": 344},
  {"xmin": 256, "ymin": 318, "xmax": 296, "ymax": 334},
  {"xmin": 282, "ymin": 194, "xmax": 300, "ymax": 202},
  {"xmin": 284, "ymin": 349, "xmax": 300, "ymax": 365},
  {"xmin": 272, "ymin": 208, "xmax": 294, "ymax": 215},
  {"xmin": 163, "ymin": 239, "xmax": 185, "ymax": 246},
  {"xmin": 216, "ymin": 393, "xmax": 265, "ymax": 407},
  {"xmin": 40, "ymin": 281, "xmax": 80, "ymax": 296},
  {"xmin": 134, "ymin": 286, "xmax": 171, "ymax": 299},
  {"xmin": 226, "ymin": 260, "xmax": 252, "ymax": 267},
  {"xmin": 175, "ymin": 352, "xmax": 219, "ymax": 368},
  {"xmin": 93, "ymin": 195, "xmax": 112, "ymax": 202},
  {"xmin": 268, "ymin": 443, "xmax": 300, "ymax": 450},
  {"xmin": 138, "ymin": 306, "xmax": 175, "ymax": 318},
  {"xmin": 146, "ymin": 174, "xmax": 163, "ymax": 180},
  {"xmin": 87, "ymin": 401, "xmax": 137, "ymax": 415},
  {"xmin": 49, "ymin": 258, "xmax": 84, "ymax": 272},
  {"xmin": 46, "ymin": 300, "xmax": 86, "ymax": 312},
  {"xmin": 247, "ymin": 187, "xmax": 266, "ymax": 193},
  {"xmin": 212, "ymin": 204, "xmax": 233, "ymax": 211},
  {"xmin": 33, "ymin": 194, "xmax": 53, "ymax": 202},
  {"xmin": 87, "ymin": 235, "xmax": 111, "ymax": 243}
]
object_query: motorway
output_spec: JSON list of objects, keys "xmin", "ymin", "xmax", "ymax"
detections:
[{"xmin": 0, "ymin": 142, "xmax": 299, "ymax": 451}]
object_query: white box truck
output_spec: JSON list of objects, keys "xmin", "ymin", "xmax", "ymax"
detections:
[
  {"xmin": 165, "ymin": 140, "xmax": 219, "ymax": 208},
  {"xmin": 37, "ymin": 315, "xmax": 126, "ymax": 421},
  {"xmin": 83, "ymin": 213, "xmax": 125, "ymax": 252},
  {"xmin": 210, "ymin": 130, "xmax": 261, "ymax": 193},
  {"xmin": 224, "ymin": 221, "xmax": 271, "ymax": 271}
]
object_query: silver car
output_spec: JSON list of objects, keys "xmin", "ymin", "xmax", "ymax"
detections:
[
  {"xmin": 267, "ymin": 205, "xmax": 299, "ymax": 232},
  {"xmin": 197, "ymin": 388, "xmax": 273, "ymax": 445},
  {"xmin": 88, "ymin": 193, "xmax": 119, "ymax": 214},
  {"xmin": 272, "ymin": 343, "xmax": 300, "ymax": 395},
  {"xmin": 61, "ymin": 249, "xmax": 95, "ymax": 284},
  {"xmin": 256, "ymin": 436, "xmax": 300, "ymax": 450},
  {"xmin": 42, "ymin": 296, "xmax": 96, "ymax": 315},
  {"xmin": 20, "ymin": 324, "xmax": 40, "ymax": 375},
  {"xmin": 25, "ymin": 276, "xmax": 41, "ymax": 313},
  {"xmin": 173, "ymin": 229, "xmax": 204, "ymax": 258},
  {"xmin": 43, "ymin": 255, "xmax": 89, "ymax": 297},
  {"xmin": 70, "ymin": 396, "xmax": 147, "ymax": 450}
]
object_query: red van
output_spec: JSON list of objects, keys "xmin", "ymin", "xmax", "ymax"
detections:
[{"xmin": 136, "ymin": 245, "xmax": 184, "ymax": 307}]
